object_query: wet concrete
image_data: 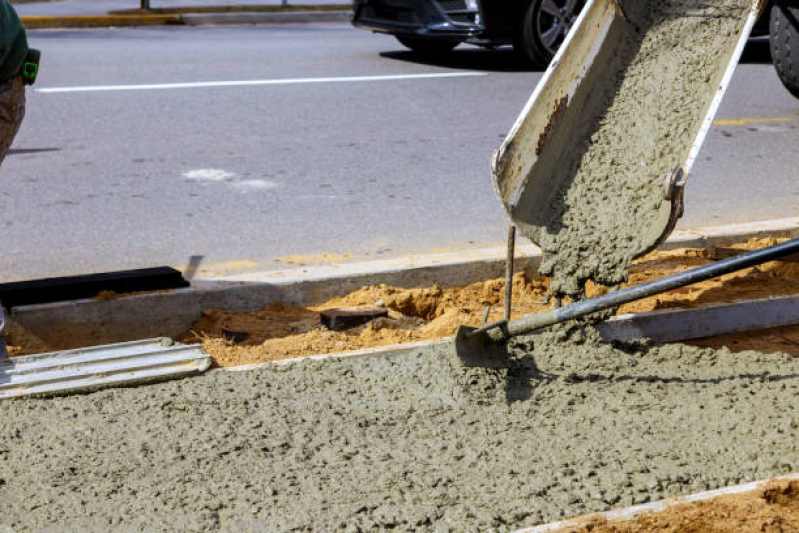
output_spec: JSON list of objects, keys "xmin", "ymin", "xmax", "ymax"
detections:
[
  {"xmin": 0, "ymin": 326, "xmax": 796, "ymax": 532},
  {"xmin": 512, "ymin": 0, "xmax": 750, "ymax": 298}
]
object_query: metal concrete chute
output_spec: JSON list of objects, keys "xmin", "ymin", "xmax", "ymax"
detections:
[{"xmin": 491, "ymin": 0, "xmax": 761, "ymax": 258}]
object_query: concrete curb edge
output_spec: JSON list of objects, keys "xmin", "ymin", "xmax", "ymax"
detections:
[
  {"xmin": 21, "ymin": 14, "xmax": 182, "ymax": 28},
  {"xmin": 21, "ymin": 10, "xmax": 351, "ymax": 29},
  {"xmin": 180, "ymin": 10, "xmax": 351, "ymax": 25},
  {"xmin": 8, "ymin": 217, "xmax": 798, "ymax": 349}
]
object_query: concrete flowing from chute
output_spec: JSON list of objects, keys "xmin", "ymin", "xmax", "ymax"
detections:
[{"xmin": 500, "ymin": 0, "xmax": 751, "ymax": 299}]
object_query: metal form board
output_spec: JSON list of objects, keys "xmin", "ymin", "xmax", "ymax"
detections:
[{"xmin": 597, "ymin": 294, "xmax": 799, "ymax": 343}]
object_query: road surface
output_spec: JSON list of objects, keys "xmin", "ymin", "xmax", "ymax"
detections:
[{"xmin": 4, "ymin": 24, "xmax": 797, "ymax": 281}]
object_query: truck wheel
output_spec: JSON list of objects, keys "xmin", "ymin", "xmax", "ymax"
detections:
[
  {"xmin": 514, "ymin": 0, "xmax": 585, "ymax": 68},
  {"xmin": 396, "ymin": 36, "xmax": 460, "ymax": 55},
  {"xmin": 770, "ymin": 0, "xmax": 799, "ymax": 98}
]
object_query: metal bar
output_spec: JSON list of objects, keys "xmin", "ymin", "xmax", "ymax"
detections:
[
  {"xmin": 505, "ymin": 225, "xmax": 516, "ymax": 321},
  {"xmin": 597, "ymin": 294, "xmax": 799, "ymax": 343},
  {"xmin": 0, "ymin": 266, "xmax": 188, "ymax": 310},
  {"xmin": 0, "ymin": 306, "xmax": 6, "ymax": 359},
  {"xmin": 488, "ymin": 238, "xmax": 799, "ymax": 342}
]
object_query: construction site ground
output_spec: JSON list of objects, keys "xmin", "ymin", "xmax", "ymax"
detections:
[
  {"xmin": 555, "ymin": 478, "xmax": 799, "ymax": 533},
  {"xmin": 1, "ymin": 238, "xmax": 797, "ymax": 531},
  {"xmin": 170, "ymin": 238, "xmax": 799, "ymax": 365},
  {"xmin": 5, "ymin": 238, "xmax": 798, "ymax": 365}
]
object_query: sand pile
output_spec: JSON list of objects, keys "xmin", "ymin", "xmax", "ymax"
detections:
[
  {"xmin": 1, "ymin": 326, "xmax": 797, "ymax": 531},
  {"xmin": 173, "ymin": 239, "xmax": 798, "ymax": 368},
  {"xmin": 561, "ymin": 479, "xmax": 799, "ymax": 532},
  {"xmin": 4, "ymin": 239, "xmax": 795, "ymax": 365}
]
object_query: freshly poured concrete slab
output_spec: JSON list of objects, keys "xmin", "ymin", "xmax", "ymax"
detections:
[{"xmin": 0, "ymin": 326, "xmax": 796, "ymax": 531}]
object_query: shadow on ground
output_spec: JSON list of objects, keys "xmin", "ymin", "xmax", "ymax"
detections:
[
  {"xmin": 380, "ymin": 46, "xmax": 542, "ymax": 73},
  {"xmin": 6, "ymin": 148, "xmax": 61, "ymax": 156},
  {"xmin": 382, "ymin": 38, "xmax": 773, "ymax": 72},
  {"xmin": 740, "ymin": 38, "xmax": 772, "ymax": 64}
]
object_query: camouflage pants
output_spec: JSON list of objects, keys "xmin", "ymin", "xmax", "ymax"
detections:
[{"xmin": 0, "ymin": 75, "xmax": 25, "ymax": 166}]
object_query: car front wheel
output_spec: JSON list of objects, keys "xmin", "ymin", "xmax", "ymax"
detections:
[
  {"xmin": 770, "ymin": 0, "xmax": 799, "ymax": 98},
  {"xmin": 396, "ymin": 36, "xmax": 460, "ymax": 55},
  {"xmin": 514, "ymin": 0, "xmax": 585, "ymax": 68}
]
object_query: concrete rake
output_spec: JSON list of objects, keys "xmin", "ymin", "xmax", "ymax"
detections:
[{"xmin": 454, "ymin": 238, "xmax": 799, "ymax": 368}]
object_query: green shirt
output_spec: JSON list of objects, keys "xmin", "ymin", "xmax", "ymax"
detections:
[{"xmin": 0, "ymin": 0, "xmax": 27, "ymax": 82}]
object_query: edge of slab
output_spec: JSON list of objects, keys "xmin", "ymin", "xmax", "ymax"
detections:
[
  {"xmin": 514, "ymin": 472, "xmax": 799, "ymax": 532},
  {"xmin": 8, "ymin": 217, "xmax": 798, "ymax": 349}
]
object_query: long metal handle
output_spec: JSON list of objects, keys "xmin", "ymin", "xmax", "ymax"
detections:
[
  {"xmin": 505, "ymin": 225, "xmax": 516, "ymax": 321},
  {"xmin": 484, "ymin": 238, "xmax": 799, "ymax": 342}
]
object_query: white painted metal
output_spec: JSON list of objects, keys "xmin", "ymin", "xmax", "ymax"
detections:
[
  {"xmin": 597, "ymin": 294, "xmax": 799, "ymax": 343},
  {"xmin": 493, "ymin": 0, "xmax": 761, "ymax": 249},
  {"xmin": 514, "ymin": 472, "xmax": 799, "ymax": 533},
  {"xmin": 684, "ymin": 4, "xmax": 761, "ymax": 172},
  {"xmin": 0, "ymin": 338, "xmax": 211, "ymax": 399},
  {"xmin": 491, "ymin": 0, "xmax": 612, "ymax": 213}
]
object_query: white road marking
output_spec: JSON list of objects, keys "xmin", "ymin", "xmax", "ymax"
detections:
[
  {"xmin": 233, "ymin": 179, "xmax": 279, "ymax": 191},
  {"xmin": 183, "ymin": 169, "xmax": 235, "ymax": 182},
  {"xmin": 37, "ymin": 72, "xmax": 487, "ymax": 94}
]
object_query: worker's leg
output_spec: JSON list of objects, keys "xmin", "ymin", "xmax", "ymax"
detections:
[
  {"xmin": 0, "ymin": 75, "xmax": 25, "ymax": 166},
  {"xmin": 0, "ymin": 75, "xmax": 24, "ymax": 358}
]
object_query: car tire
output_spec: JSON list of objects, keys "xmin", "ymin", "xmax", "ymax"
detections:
[
  {"xmin": 514, "ymin": 0, "xmax": 585, "ymax": 69},
  {"xmin": 396, "ymin": 36, "xmax": 460, "ymax": 55},
  {"xmin": 770, "ymin": 0, "xmax": 799, "ymax": 98}
]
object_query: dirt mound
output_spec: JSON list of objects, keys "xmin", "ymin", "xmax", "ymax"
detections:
[
  {"xmin": 178, "ymin": 239, "xmax": 798, "ymax": 367},
  {"xmin": 5, "ymin": 238, "xmax": 797, "ymax": 365},
  {"xmin": 562, "ymin": 479, "xmax": 799, "ymax": 533}
]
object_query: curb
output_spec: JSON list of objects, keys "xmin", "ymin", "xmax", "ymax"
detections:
[
  {"xmin": 21, "ymin": 14, "xmax": 181, "ymax": 28},
  {"xmin": 7, "ymin": 217, "xmax": 798, "ymax": 351},
  {"xmin": 21, "ymin": 10, "xmax": 350, "ymax": 29},
  {"xmin": 181, "ymin": 10, "xmax": 351, "ymax": 25}
]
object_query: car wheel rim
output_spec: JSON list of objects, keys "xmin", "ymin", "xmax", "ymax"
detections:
[{"xmin": 535, "ymin": 0, "xmax": 585, "ymax": 56}]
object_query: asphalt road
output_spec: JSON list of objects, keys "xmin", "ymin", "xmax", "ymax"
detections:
[{"xmin": 4, "ymin": 24, "xmax": 798, "ymax": 281}]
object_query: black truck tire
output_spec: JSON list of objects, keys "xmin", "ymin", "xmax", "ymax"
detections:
[
  {"xmin": 513, "ymin": 0, "xmax": 585, "ymax": 69},
  {"xmin": 513, "ymin": 0, "xmax": 555, "ymax": 68},
  {"xmin": 770, "ymin": 0, "xmax": 799, "ymax": 98},
  {"xmin": 396, "ymin": 36, "xmax": 460, "ymax": 55}
]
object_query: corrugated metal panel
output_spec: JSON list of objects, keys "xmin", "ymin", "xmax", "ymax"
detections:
[{"xmin": 0, "ymin": 338, "xmax": 211, "ymax": 399}]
